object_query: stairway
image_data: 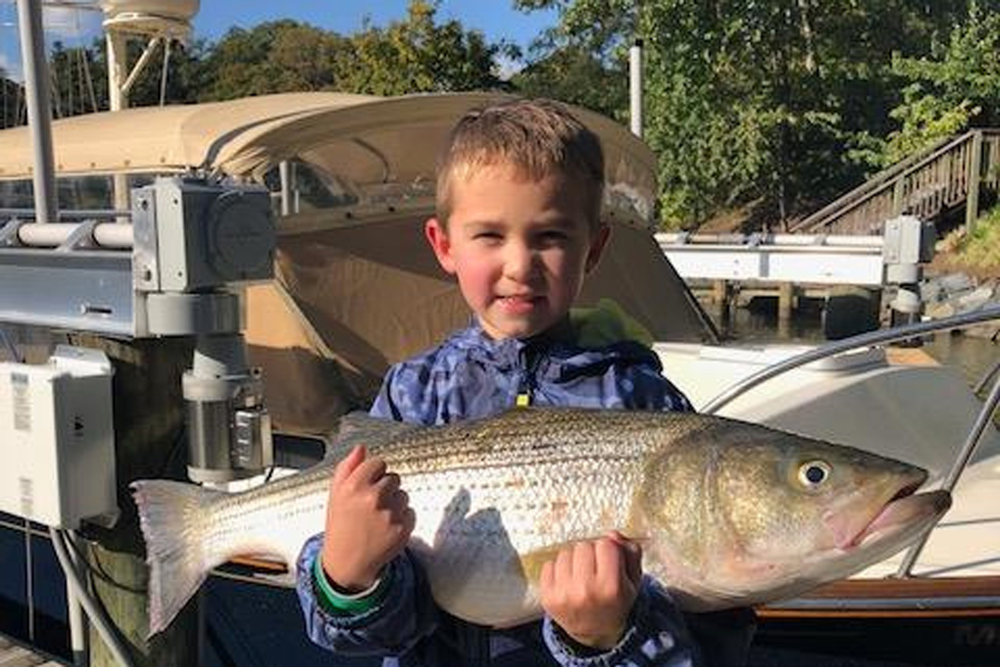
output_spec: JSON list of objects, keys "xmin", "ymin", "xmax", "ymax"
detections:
[{"xmin": 791, "ymin": 129, "xmax": 1000, "ymax": 235}]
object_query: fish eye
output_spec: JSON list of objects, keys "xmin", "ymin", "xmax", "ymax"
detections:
[{"xmin": 798, "ymin": 460, "xmax": 831, "ymax": 488}]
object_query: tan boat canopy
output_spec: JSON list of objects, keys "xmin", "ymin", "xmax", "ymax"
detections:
[{"xmin": 0, "ymin": 92, "xmax": 717, "ymax": 437}]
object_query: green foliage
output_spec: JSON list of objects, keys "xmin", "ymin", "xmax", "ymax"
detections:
[
  {"xmin": 198, "ymin": 20, "xmax": 349, "ymax": 100},
  {"xmin": 515, "ymin": 0, "xmax": 998, "ymax": 229},
  {"xmin": 510, "ymin": 43, "xmax": 626, "ymax": 121},
  {"xmin": 198, "ymin": 2, "xmax": 509, "ymax": 100},
  {"xmin": 1, "ymin": 69, "xmax": 21, "ymax": 129},
  {"xmin": 333, "ymin": 0, "xmax": 511, "ymax": 96},
  {"xmin": 881, "ymin": 4, "xmax": 1000, "ymax": 164}
]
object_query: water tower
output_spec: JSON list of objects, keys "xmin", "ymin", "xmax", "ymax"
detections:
[{"xmin": 99, "ymin": 0, "xmax": 199, "ymax": 211}]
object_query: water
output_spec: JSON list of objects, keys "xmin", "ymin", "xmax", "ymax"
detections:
[
  {"xmin": 924, "ymin": 331, "xmax": 1000, "ymax": 389},
  {"xmin": 718, "ymin": 302, "xmax": 1000, "ymax": 391}
]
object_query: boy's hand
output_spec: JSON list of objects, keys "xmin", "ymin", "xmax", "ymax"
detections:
[
  {"xmin": 320, "ymin": 445, "xmax": 416, "ymax": 592},
  {"xmin": 539, "ymin": 531, "xmax": 643, "ymax": 650}
]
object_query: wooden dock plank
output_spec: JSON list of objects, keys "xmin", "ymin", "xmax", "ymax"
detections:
[{"xmin": 0, "ymin": 635, "xmax": 61, "ymax": 667}]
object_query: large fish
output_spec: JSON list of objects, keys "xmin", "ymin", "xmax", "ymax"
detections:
[{"xmin": 132, "ymin": 407, "xmax": 950, "ymax": 635}]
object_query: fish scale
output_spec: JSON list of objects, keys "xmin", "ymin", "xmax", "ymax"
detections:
[{"xmin": 132, "ymin": 407, "xmax": 951, "ymax": 635}]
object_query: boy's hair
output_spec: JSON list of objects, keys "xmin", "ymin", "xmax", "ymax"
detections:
[{"xmin": 436, "ymin": 97, "xmax": 605, "ymax": 230}]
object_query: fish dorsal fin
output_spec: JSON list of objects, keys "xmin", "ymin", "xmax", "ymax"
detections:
[{"xmin": 322, "ymin": 411, "xmax": 423, "ymax": 463}]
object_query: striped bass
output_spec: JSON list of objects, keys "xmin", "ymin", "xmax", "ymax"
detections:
[{"xmin": 132, "ymin": 407, "xmax": 951, "ymax": 635}]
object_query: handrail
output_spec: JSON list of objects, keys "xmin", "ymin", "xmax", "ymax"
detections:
[
  {"xmin": 792, "ymin": 128, "xmax": 1000, "ymax": 233},
  {"xmin": 701, "ymin": 304, "xmax": 1000, "ymax": 415},
  {"xmin": 0, "ymin": 208, "xmax": 132, "ymax": 219},
  {"xmin": 793, "ymin": 133, "xmax": 965, "ymax": 231}
]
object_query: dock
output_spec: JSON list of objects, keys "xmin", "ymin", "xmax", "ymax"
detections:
[{"xmin": 0, "ymin": 635, "xmax": 63, "ymax": 667}]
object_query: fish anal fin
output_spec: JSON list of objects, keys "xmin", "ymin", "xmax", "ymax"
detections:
[
  {"xmin": 519, "ymin": 532, "xmax": 651, "ymax": 584},
  {"xmin": 518, "ymin": 539, "xmax": 597, "ymax": 583}
]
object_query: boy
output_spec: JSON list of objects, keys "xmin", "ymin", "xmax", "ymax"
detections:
[{"xmin": 296, "ymin": 98, "xmax": 750, "ymax": 666}]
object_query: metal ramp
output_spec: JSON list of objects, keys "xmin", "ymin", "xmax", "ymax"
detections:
[{"xmin": 0, "ymin": 636, "xmax": 63, "ymax": 667}]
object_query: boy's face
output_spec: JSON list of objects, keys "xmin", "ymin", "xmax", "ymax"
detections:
[{"xmin": 426, "ymin": 164, "xmax": 609, "ymax": 340}]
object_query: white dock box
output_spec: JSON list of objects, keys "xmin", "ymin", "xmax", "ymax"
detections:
[{"xmin": 0, "ymin": 346, "xmax": 116, "ymax": 528}]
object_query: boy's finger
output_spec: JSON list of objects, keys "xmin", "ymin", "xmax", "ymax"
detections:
[
  {"xmin": 573, "ymin": 540, "xmax": 597, "ymax": 579},
  {"xmin": 593, "ymin": 537, "xmax": 622, "ymax": 582},
  {"xmin": 554, "ymin": 546, "xmax": 574, "ymax": 583},
  {"xmin": 376, "ymin": 471, "xmax": 402, "ymax": 495},
  {"xmin": 399, "ymin": 506, "xmax": 417, "ymax": 540},
  {"xmin": 392, "ymin": 487, "xmax": 410, "ymax": 511},
  {"xmin": 608, "ymin": 531, "xmax": 644, "ymax": 586},
  {"xmin": 332, "ymin": 445, "xmax": 366, "ymax": 486},
  {"xmin": 353, "ymin": 456, "xmax": 389, "ymax": 486},
  {"xmin": 539, "ymin": 560, "xmax": 555, "ymax": 593}
]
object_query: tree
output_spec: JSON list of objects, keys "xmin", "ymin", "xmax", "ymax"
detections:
[
  {"xmin": 881, "ymin": 3, "xmax": 1000, "ymax": 164},
  {"xmin": 511, "ymin": 33, "xmax": 626, "ymax": 121},
  {"xmin": 1, "ymin": 68, "xmax": 23, "ymax": 129},
  {"xmin": 195, "ymin": 2, "xmax": 511, "ymax": 101},
  {"xmin": 197, "ymin": 20, "xmax": 349, "ymax": 100},
  {"xmin": 515, "ymin": 0, "xmax": 994, "ymax": 229},
  {"xmin": 332, "ymin": 0, "xmax": 513, "ymax": 95}
]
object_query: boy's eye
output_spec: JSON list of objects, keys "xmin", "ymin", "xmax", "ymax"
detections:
[
  {"xmin": 537, "ymin": 230, "xmax": 570, "ymax": 245},
  {"xmin": 473, "ymin": 231, "xmax": 503, "ymax": 241}
]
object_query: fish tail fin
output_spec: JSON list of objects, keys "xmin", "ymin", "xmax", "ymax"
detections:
[{"xmin": 131, "ymin": 479, "xmax": 226, "ymax": 635}]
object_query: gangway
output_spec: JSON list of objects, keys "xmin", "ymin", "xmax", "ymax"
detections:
[
  {"xmin": 657, "ymin": 215, "xmax": 933, "ymax": 288},
  {"xmin": 657, "ymin": 232, "xmax": 885, "ymax": 286}
]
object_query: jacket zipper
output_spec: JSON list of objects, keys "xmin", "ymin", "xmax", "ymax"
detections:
[{"xmin": 515, "ymin": 347, "xmax": 542, "ymax": 408}]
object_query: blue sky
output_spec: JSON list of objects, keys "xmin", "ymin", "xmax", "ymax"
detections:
[{"xmin": 0, "ymin": 1, "xmax": 559, "ymax": 82}]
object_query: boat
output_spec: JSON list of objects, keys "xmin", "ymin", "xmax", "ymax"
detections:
[{"xmin": 0, "ymin": 91, "xmax": 998, "ymax": 666}]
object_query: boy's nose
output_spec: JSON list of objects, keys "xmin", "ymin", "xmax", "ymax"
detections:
[{"xmin": 502, "ymin": 242, "xmax": 538, "ymax": 282}]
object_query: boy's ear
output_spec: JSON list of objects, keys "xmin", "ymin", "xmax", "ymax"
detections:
[
  {"xmin": 425, "ymin": 217, "xmax": 457, "ymax": 274},
  {"xmin": 584, "ymin": 224, "xmax": 611, "ymax": 274}
]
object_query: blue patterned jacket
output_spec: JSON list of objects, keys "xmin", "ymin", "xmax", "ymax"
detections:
[{"xmin": 296, "ymin": 318, "xmax": 710, "ymax": 666}]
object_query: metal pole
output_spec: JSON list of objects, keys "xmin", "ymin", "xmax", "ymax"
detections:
[
  {"xmin": 15, "ymin": 0, "xmax": 58, "ymax": 224},
  {"xmin": 279, "ymin": 160, "xmax": 291, "ymax": 217},
  {"xmin": 629, "ymin": 39, "xmax": 643, "ymax": 139},
  {"xmin": 65, "ymin": 530, "xmax": 90, "ymax": 666},
  {"xmin": 106, "ymin": 29, "xmax": 130, "ymax": 221},
  {"xmin": 701, "ymin": 304, "xmax": 1000, "ymax": 415}
]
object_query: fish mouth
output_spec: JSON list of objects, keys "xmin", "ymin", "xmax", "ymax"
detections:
[{"xmin": 845, "ymin": 483, "xmax": 952, "ymax": 549}]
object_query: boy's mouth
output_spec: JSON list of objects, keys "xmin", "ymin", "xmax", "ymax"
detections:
[{"xmin": 497, "ymin": 294, "xmax": 544, "ymax": 311}]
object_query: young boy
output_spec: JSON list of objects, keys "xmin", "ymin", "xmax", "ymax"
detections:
[{"xmin": 296, "ymin": 98, "xmax": 750, "ymax": 666}]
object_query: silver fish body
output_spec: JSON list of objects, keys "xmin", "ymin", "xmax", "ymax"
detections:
[{"xmin": 132, "ymin": 408, "xmax": 951, "ymax": 635}]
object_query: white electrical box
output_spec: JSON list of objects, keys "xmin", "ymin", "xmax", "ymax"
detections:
[{"xmin": 0, "ymin": 346, "xmax": 116, "ymax": 529}]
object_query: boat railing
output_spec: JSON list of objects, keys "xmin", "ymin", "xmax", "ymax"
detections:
[{"xmin": 701, "ymin": 303, "xmax": 1000, "ymax": 578}]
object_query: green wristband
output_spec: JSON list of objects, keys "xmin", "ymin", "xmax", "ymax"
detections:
[{"xmin": 313, "ymin": 555, "xmax": 388, "ymax": 615}]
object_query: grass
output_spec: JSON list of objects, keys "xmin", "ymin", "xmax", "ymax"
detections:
[{"xmin": 934, "ymin": 206, "xmax": 1000, "ymax": 279}]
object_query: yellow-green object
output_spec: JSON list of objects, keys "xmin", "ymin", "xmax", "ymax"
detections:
[{"xmin": 570, "ymin": 298, "xmax": 655, "ymax": 349}]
